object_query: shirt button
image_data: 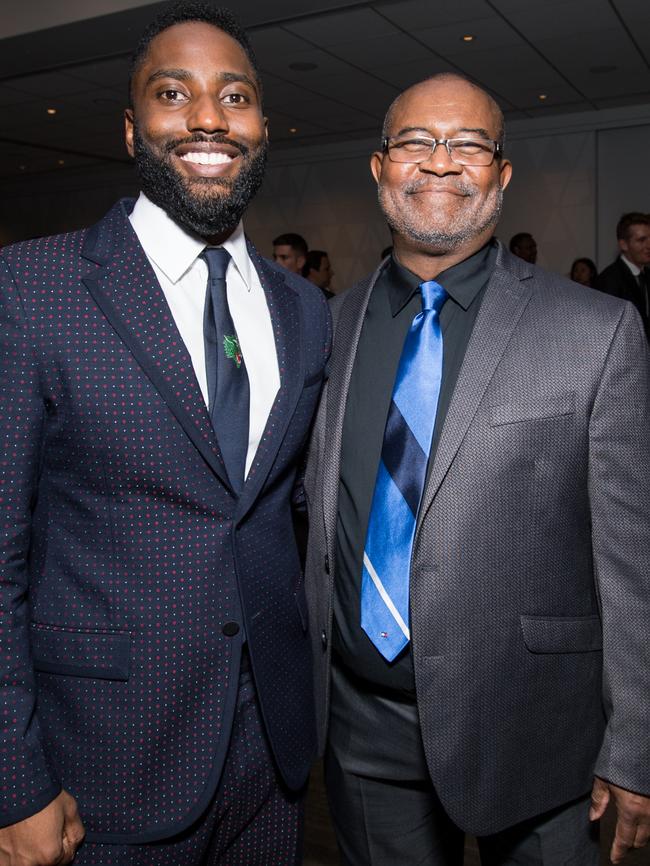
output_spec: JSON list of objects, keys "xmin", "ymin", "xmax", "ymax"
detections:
[{"xmin": 222, "ymin": 622, "xmax": 240, "ymax": 637}]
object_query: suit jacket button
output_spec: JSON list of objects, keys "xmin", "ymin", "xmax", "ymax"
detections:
[
  {"xmin": 222, "ymin": 622, "xmax": 240, "ymax": 637},
  {"xmin": 321, "ymin": 630, "xmax": 328, "ymax": 649},
  {"xmin": 324, "ymin": 554, "xmax": 330, "ymax": 574}
]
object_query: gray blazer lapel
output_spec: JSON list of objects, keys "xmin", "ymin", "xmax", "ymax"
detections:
[
  {"xmin": 321, "ymin": 267, "xmax": 382, "ymax": 554},
  {"xmin": 419, "ymin": 257, "xmax": 533, "ymax": 520}
]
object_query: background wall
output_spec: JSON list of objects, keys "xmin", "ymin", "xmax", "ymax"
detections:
[
  {"xmin": 1, "ymin": 102, "xmax": 649, "ymax": 291},
  {"xmin": 245, "ymin": 101, "xmax": 650, "ymax": 291}
]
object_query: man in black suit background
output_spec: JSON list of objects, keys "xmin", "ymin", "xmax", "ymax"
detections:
[{"xmin": 596, "ymin": 212, "xmax": 650, "ymax": 339}]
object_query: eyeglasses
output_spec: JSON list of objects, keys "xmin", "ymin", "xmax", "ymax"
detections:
[{"xmin": 382, "ymin": 136, "xmax": 502, "ymax": 166}]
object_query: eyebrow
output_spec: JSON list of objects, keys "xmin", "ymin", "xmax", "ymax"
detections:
[
  {"xmin": 392, "ymin": 125, "xmax": 492, "ymax": 139},
  {"xmin": 145, "ymin": 69, "xmax": 259, "ymax": 94}
]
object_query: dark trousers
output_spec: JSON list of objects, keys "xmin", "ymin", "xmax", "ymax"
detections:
[
  {"xmin": 74, "ymin": 665, "xmax": 305, "ymax": 866},
  {"xmin": 326, "ymin": 661, "xmax": 599, "ymax": 866}
]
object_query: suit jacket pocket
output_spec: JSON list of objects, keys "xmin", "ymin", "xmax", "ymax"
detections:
[
  {"xmin": 489, "ymin": 392, "xmax": 575, "ymax": 426},
  {"xmin": 31, "ymin": 622, "xmax": 132, "ymax": 681},
  {"xmin": 520, "ymin": 614, "xmax": 602, "ymax": 653}
]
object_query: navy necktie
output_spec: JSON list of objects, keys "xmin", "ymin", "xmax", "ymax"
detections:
[
  {"xmin": 201, "ymin": 248, "xmax": 250, "ymax": 492},
  {"xmin": 361, "ymin": 280, "xmax": 447, "ymax": 661}
]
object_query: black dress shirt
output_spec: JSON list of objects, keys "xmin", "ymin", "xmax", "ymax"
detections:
[{"xmin": 333, "ymin": 240, "xmax": 498, "ymax": 695}]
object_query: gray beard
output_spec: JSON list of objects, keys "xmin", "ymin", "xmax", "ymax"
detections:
[{"xmin": 379, "ymin": 181, "xmax": 504, "ymax": 255}]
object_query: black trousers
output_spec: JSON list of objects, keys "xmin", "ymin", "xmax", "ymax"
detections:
[
  {"xmin": 326, "ymin": 661, "xmax": 599, "ymax": 866},
  {"xmin": 75, "ymin": 663, "xmax": 305, "ymax": 866}
]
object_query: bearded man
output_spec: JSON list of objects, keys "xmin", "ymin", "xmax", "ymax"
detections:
[
  {"xmin": 304, "ymin": 74, "xmax": 650, "ymax": 865},
  {"xmin": 0, "ymin": 3, "xmax": 329, "ymax": 864}
]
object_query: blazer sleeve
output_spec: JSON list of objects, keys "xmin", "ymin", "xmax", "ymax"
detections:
[
  {"xmin": 589, "ymin": 299, "xmax": 650, "ymax": 795},
  {"xmin": 0, "ymin": 255, "xmax": 62, "ymax": 827}
]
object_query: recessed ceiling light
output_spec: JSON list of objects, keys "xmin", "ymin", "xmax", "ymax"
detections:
[
  {"xmin": 289, "ymin": 127, "xmax": 298, "ymax": 133},
  {"xmin": 462, "ymin": 35, "xmax": 475, "ymax": 42},
  {"xmin": 46, "ymin": 107, "xmax": 57, "ymax": 115},
  {"xmin": 58, "ymin": 159, "xmax": 65, "ymax": 166},
  {"xmin": 19, "ymin": 164, "xmax": 26, "ymax": 171},
  {"xmin": 538, "ymin": 94, "xmax": 548, "ymax": 101},
  {"xmin": 289, "ymin": 61, "xmax": 318, "ymax": 71}
]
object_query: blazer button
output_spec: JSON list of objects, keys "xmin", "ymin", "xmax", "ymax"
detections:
[
  {"xmin": 321, "ymin": 630, "xmax": 328, "ymax": 649},
  {"xmin": 222, "ymin": 622, "xmax": 240, "ymax": 637},
  {"xmin": 324, "ymin": 554, "xmax": 330, "ymax": 574}
]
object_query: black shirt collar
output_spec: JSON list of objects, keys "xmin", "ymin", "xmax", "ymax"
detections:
[{"xmin": 386, "ymin": 239, "xmax": 497, "ymax": 316}]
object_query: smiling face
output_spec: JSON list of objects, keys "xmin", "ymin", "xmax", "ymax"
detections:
[
  {"xmin": 371, "ymin": 76, "xmax": 512, "ymax": 262},
  {"xmin": 125, "ymin": 20, "xmax": 268, "ymax": 241},
  {"xmin": 619, "ymin": 223, "xmax": 650, "ymax": 269}
]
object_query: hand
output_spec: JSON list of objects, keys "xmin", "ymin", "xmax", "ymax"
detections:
[
  {"xmin": 0, "ymin": 790, "xmax": 85, "ymax": 865},
  {"xmin": 590, "ymin": 777, "xmax": 650, "ymax": 863}
]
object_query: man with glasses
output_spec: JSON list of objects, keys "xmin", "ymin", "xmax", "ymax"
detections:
[{"xmin": 305, "ymin": 74, "xmax": 650, "ymax": 865}]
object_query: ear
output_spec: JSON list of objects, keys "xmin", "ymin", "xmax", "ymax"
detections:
[
  {"xmin": 370, "ymin": 151, "xmax": 384, "ymax": 185},
  {"xmin": 263, "ymin": 115, "xmax": 269, "ymax": 142},
  {"xmin": 617, "ymin": 237, "xmax": 628, "ymax": 254},
  {"xmin": 499, "ymin": 158, "xmax": 513, "ymax": 191},
  {"xmin": 124, "ymin": 108, "xmax": 135, "ymax": 159}
]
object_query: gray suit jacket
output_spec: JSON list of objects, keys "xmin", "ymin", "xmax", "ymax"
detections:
[{"xmin": 304, "ymin": 243, "xmax": 650, "ymax": 835}]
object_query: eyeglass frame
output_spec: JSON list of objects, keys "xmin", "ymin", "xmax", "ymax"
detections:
[{"xmin": 381, "ymin": 135, "xmax": 503, "ymax": 166}]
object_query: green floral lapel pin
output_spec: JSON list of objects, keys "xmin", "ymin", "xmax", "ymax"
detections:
[{"xmin": 223, "ymin": 334, "xmax": 243, "ymax": 369}]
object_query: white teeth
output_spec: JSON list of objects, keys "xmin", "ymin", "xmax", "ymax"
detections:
[{"xmin": 179, "ymin": 151, "xmax": 234, "ymax": 165}]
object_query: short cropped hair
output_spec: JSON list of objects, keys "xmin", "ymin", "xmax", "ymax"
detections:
[
  {"xmin": 509, "ymin": 232, "xmax": 534, "ymax": 252},
  {"xmin": 272, "ymin": 233, "xmax": 308, "ymax": 256},
  {"xmin": 381, "ymin": 73, "xmax": 505, "ymax": 153},
  {"xmin": 128, "ymin": 2, "xmax": 260, "ymax": 105},
  {"xmin": 304, "ymin": 250, "xmax": 327, "ymax": 272},
  {"xmin": 616, "ymin": 212, "xmax": 650, "ymax": 241}
]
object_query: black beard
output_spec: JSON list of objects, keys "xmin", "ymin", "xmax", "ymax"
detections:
[{"xmin": 132, "ymin": 126, "xmax": 267, "ymax": 239}]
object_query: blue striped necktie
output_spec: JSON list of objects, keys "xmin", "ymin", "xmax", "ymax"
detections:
[{"xmin": 361, "ymin": 280, "xmax": 447, "ymax": 661}]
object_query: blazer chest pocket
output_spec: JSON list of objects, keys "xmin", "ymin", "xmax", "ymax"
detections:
[
  {"xmin": 31, "ymin": 622, "xmax": 132, "ymax": 681},
  {"xmin": 489, "ymin": 392, "xmax": 575, "ymax": 427},
  {"xmin": 520, "ymin": 614, "xmax": 602, "ymax": 654}
]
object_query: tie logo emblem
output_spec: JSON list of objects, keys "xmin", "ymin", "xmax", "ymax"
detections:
[{"xmin": 223, "ymin": 334, "xmax": 243, "ymax": 368}]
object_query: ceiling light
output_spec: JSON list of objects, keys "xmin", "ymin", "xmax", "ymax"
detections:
[
  {"xmin": 289, "ymin": 127, "xmax": 297, "ymax": 133},
  {"xmin": 58, "ymin": 159, "xmax": 65, "ymax": 166},
  {"xmin": 289, "ymin": 61, "xmax": 318, "ymax": 71},
  {"xmin": 462, "ymin": 35, "xmax": 475, "ymax": 42},
  {"xmin": 19, "ymin": 164, "xmax": 26, "ymax": 171},
  {"xmin": 46, "ymin": 107, "xmax": 57, "ymax": 115},
  {"xmin": 538, "ymin": 94, "xmax": 548, "ymax": 101}
]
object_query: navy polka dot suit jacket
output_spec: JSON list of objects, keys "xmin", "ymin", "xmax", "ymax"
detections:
[{"xmin": 0, "ymin": 199, "xmax": 331, "ymax": 842}]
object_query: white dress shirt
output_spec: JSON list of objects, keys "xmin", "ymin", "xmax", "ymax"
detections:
[{"xmin": 129, "ymin": 193, "xmax": 280, "ymax": 477}]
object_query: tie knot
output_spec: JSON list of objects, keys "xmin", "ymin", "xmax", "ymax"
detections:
[
  {"xmin": 419, "ymin": 280, "xmax": 447, "ymax": 313},
  {"xmin": 202, "ymin": 247, "xmax": 231, "ymax": 281}
]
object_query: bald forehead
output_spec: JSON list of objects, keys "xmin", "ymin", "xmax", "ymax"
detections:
[{"xmin": 384, "ymin": 76, "xmax": 503, "ymax": 141}]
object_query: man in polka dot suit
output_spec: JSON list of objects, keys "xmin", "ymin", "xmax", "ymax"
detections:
[{"xmin": 0, "ymin": 4, "xmax": 330, "ymax": 865}]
